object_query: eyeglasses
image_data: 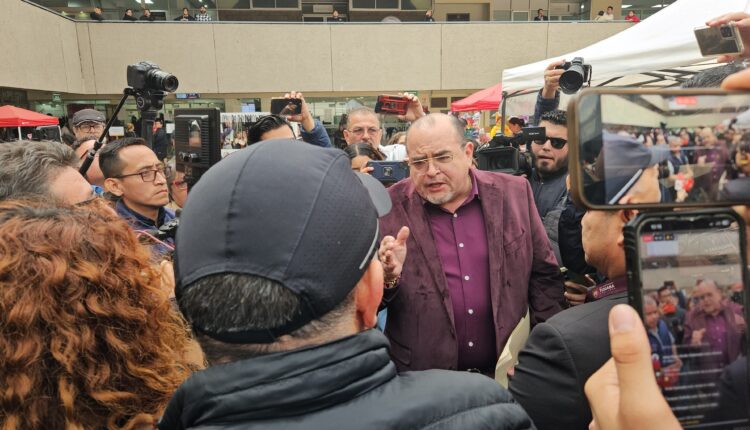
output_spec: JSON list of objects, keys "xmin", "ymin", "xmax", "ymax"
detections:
[
  {"xmin": 347, "ymin": 127, "xmax": 381, "ymax": 136},
  {"xmin": 76, "ymin": 123, "xmax": 104, "ymax": 132},
  {"xmin": 172, "ymin": 179, "xmax": 188, "ymax": 190},
  {"xmin": 407, "ymin": 153, "xmax": 454, "ymax": 171},
  {"xmin": 115, "ymin": 166, "xmax": 168, "ymax": 182},
  {"xmin": 532, "ymin": 137, "xmax": 567, "ymax": 150}
]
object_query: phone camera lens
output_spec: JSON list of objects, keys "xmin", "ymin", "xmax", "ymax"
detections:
[{"xmin": 720, "ymin": 25, "xmax": 732, "ymax": 37}]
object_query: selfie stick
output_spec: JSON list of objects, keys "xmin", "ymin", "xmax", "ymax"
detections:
[{"xmin": 79, "ymin": 88, "xmax": 135, "ymax": 177}]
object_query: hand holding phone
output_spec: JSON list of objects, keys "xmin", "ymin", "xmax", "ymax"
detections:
[
  {"xmin": 705, "ymin": 12, "xmax": 750, "ymax": 62},
  {"xmin": 694, "ymin": 23, "xmax": 744, "ymax": 57},
  {"xmin": 270, "ymin": 98, "xmax": 302, "ymax": 116}
]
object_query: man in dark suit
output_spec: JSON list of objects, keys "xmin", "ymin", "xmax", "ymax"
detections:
[
  {"xmin": 509, "ymin": 133, "xmax": 666, "ymax": 430},
  {"xmin": 378, "ymin": 113, "xmax": 565, "ymax": 375},
  {"xmin": 152, "ymin": 118, "xmax": 169, "ymax": 161}
]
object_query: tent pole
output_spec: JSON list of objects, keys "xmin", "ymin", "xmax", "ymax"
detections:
[
  {"xmin": 500, "ymin": 91, "xmax": 508, "ymax": 136},
  {"xmin": 18, "ymin": 127, "xmax": 22, "ymax": 141}
]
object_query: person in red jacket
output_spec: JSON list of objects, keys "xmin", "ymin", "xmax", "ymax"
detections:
[{"xmin": 625, "ymin": 10, "xmax": 640, "ymax": 22}]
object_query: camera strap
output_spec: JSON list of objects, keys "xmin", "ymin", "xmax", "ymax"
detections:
[{"xmin": 586, "ymin": 276, "xmax": 627, "ymax": 301}]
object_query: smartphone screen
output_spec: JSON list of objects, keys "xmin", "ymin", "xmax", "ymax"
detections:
[
  {"xmin": 374, "ymin": 96, "xmax": 409, "ymax": 115},
  {"xmin": 636, "ymin": 215, "xmax": 749, "ymax": 428},
  {"xmin": 270, "ymin": 98, "xmax": 302, "ymax": 116}
]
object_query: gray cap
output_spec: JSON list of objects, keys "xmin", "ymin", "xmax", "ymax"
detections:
[
  {"xmin": 71, "ymin": 109, "xmax": 105, "ymax": 125},
  {"xmin": 175, "ymin": 139, "xmax": 391, "ymax": 343},
  {"xmin": 587, "ymin": 132, "xmax": 669, "ymax": 205}
]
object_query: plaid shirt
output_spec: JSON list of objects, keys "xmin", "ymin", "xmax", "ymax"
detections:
[{"xmin": 195, "ymin": 12, "xmax": 212, "ymax": 21}]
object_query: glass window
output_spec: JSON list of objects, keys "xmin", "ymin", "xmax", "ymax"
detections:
[
  {"xmin": 377, "ymin": 0, "xmax": 398, "ymax": 8},
  {"xmin": 252, "ymin": 0, "xmax": 274, "ymax": 7},
  {"xmin": 401, "ymin": 0, "xmax": 429, "ymax": 10},
  {"xmin": 218, "ymin": 0, "xmax": 250, "ymax": 8},
  {"xmin": 352, "ymin": 0, "xmax": 375, "ymax": 8},
  {"xmin": 276, "ymin": 0, "xmax": 298, "ymax": 8}
]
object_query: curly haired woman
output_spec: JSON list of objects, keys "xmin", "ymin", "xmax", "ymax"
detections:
[{"xmin": 0, "ymin": 199, "xmax": 199, "ymax": 430}]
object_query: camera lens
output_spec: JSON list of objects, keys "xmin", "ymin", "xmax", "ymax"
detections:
[
  {"xmin": 721, "ymin": 25, "xmax": 732, "ymax": 37},
  {"xmin": 147, "ymin": 69, "xmax": 179, "ymax": 92},
  {"xmin": 559, "ymin": 66, "xmax": 585, "ymax": 95},
  {"xmin": 383, "ymin": 167, "xmax": 393, "ymax": 177}
]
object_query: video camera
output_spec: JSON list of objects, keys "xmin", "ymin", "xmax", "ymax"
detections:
[
  {"xmin": 126, "ymin": 61, "xmax": 179, "ymax": 111},
  {"xmin": 555, "ymin": 57, "xmax": 592, "ymax": 95},
  {"xmin": 475, "ymin": 127, "xmax": 543, "ymax": 176}
]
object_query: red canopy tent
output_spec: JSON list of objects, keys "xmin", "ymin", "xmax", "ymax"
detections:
[
  {"xmin": 450, "ymin": 83, "xmax": 503, "ymax": 112},
  {"xmin": 0, "ymin": 105, "xmax": 59, "ymax": 142},
  {"xmin": 0, "ymin": 105, "xmax": 59, "ymax": 127}
]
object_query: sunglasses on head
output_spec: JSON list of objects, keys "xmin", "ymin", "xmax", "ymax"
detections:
[{"xmin": 532, "ymin": 137, "xmax": 567, "ymax": 149}]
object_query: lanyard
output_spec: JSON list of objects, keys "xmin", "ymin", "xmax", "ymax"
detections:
[{"xmin": 587, "ymin": 276, "xmax": 627, "ymax": 301}]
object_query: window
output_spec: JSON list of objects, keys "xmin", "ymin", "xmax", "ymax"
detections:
[
  {"xmin": 430, "ymin": 97, "xmax": 448, "ymax": 108},
  {"xmin": 251, "ymin": 0, "xmax": 298, "ymax": 8},
  {"xmin": 351, "ymin": 0, "xmax": 400, "ymax": 9},
  {"xmin": 446, "ymin": 13, "xmax": 469, "ymax": 21}
]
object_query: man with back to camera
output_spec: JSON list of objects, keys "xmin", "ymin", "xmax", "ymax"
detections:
[
  {"xmin": 195, "ymin": 5, "xmax": 211, "ymax": 21},
  {"xmin": 99, "ymin": 137, "xmax": 175, "ymax": 255},
  {"xmin": 156, "ymin": 139, "xmax": 534, "ymax": 429},
  {"xmin": 0, "ymin": 140, "xmax": 94, "ymax": 205},
  {"xmin": 70, "ymin": 108, "xmax": 106, "ymax": 142},
  {"xmin": 509, "ymin": 132, "xmax": 667, "ymax": 430},
  {"xmin": 377, "ymin": 113, "xmax": 565, "ymax": 376},
  {"xmin": 247, "ymin": 92, "xmax": 331, "ymax": 147},
  {"xmin": 344, "ymin": 93, "xmax": 424, "ymax": 161}
]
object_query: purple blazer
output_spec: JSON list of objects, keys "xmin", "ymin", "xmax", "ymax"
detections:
[{"xmin": 380, "ymin": 169, "xmax": 566, "ymax": 372}]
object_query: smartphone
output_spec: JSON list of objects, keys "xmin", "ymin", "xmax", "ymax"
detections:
[
  {"xmin": 694, "ymin": 24, "xmax": 744, "ymax": 57},
  {"xmin": 624, "ymin": 209, "xmax": 749, "ymax": 428},
  {"xmin": 567, "ymin": 88, "xmax": 750, "ymax": 210},
  {"xmin": 374, "ymin": 95, "xmax": 409, "ymax": 116},
  {"xmin": 270, "ymin": 98, "xmax": 302, "ymax": 116},
  {"xmin": 367, "ymin": 161, "xmax": 409, "ymax": 184}
]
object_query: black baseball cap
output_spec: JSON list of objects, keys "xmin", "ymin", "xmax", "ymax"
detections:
[
  {"xmin": 174, "ymin": 139, "xmax": 391, "ymax": 343},
  {"xmin": 71, "ymin": 109, "xmax": 105, "ymax": 125},
  {"xmin": 587, "ymin": 132, "xmax": 669, "ymax": 205}
]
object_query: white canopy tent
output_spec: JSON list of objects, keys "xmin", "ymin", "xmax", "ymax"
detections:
[{"xmin": 500, "ymin": 0, "xmax": 750, "ymax": 115}]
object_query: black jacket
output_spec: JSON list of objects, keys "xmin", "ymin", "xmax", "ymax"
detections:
[
  {"xmin": 123, "ymin": 14, "xmax": 138, "ymax": 21},
  {"xmin": 509, "ymin": 293, "xmax": 627, "ymax": 430},
  {"xmin": 152, "ymin": 128, "xmax": 169, "ymax": 160},
  {"xmin": 139, "ymin": 14, "xmax": 155, "ymax": 21},
  {"xmin": 158, "ymin": 330, "xmax": 533, "ymax": 430}
]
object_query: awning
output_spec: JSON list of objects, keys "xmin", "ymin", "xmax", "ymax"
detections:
[
  {"xmin": 451, "ymin": 83, "xmax": 503, "ymax": 112},
  {"xmin": 501, "ymin": 0, "xmax": 749, "ymax": 95},
  {"xmin": 0, "ymin": 105, "xmax": 59, "ymax": 127}
]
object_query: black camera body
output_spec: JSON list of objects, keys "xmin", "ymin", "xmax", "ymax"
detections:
[
  {"xmin": 555, "ymin": 57, "xmax": 592, "ymax": 95},
  {"xmin": 126, "ymin": 61, "xmax": 179, "ymax": 111},
  {"xmin": 478, "ymin": 126, "xmax": 543, "ymax": 176}
]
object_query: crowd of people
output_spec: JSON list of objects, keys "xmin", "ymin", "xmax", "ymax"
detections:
[
  {"xmin": 0, "ymin": 10, "xmax": 749, "ymax": 430},
  {"xmin": 82, "ymin": 4, "xmax": 639, "ymax": 23}
]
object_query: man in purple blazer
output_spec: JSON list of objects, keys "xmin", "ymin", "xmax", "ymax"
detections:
[{"xmin": 378, "ymin": 113, "xmax": 565, "ymax": 375}]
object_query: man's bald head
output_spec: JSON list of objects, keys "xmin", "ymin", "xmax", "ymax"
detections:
[{"xmin": 406, "ymin": 114, "xmax": 466, "ymax": 152}]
